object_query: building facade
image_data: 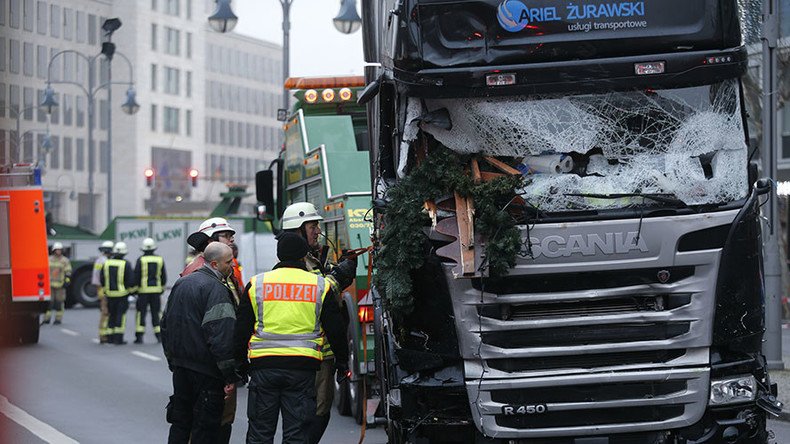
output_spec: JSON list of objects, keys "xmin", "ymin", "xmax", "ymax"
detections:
[{"xmin": 0, "ymin": 0, "xmax": 282, "ymax": 231}]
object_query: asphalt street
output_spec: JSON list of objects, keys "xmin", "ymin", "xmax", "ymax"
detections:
[{"xmin": 0, "ymin": 306, "xmax": 387, "ymax": 444}]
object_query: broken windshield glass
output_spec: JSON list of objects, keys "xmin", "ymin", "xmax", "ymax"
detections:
[{"xmin": 421, "ymin": 79, "xmax": 748, "ymax": 211}]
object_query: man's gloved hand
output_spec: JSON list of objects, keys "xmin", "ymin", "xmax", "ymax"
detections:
[
  {"xmin": 64, "ymin": 277, "xmax": 71, "ymax": 287},
  {"xmin": 330, "ymin": 259, "xmax": 357, "ymax": 290},
  {"xmin": 335, "ymin": 362, "xmax": 351, "ymax": 384}
]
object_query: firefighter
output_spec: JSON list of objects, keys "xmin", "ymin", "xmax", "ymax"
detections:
[
  {"xmin": 280, "ymin": 202, "xmax": 357, "ymax": 443},
  {"xmin": 182, "ymin": 217, "xmax": 243, "ymax": 444},
  {"xmin": 234, "ymin": 232, "xmax": 350, "ymax": 443},
  {"xmin": 100, "ymin": 242, "xmax": 136, "ymax": 345},
  {"xmin": 44, "ymin": 242, "xmax": 72, "ymax": 325},
  {"xmin": 133, "ymin": 237, "xmax": 167, "ymax": 344},
  {"xmin": 93, "ymin": 240, "xmax": 114, "ymax": 343}
]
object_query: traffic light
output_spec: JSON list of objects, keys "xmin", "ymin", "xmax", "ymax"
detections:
[
  {"xmin": 189, "ymin": 168, "xmax": 199, "ymax": 187},
  {"xmin": 144, "ymin": 167, "xmax": 155, "ymax": 187}
]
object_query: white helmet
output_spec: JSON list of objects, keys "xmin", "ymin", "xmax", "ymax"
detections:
[
  {"xmin": 51, "ymin": 242, "xmax": 64, "ymax": 251},
  {"xmin": 196, "ymin": 217, "xmax": 236, "ymax": 238},
  {"xmin": 112, "ymin": 242, "xmax": 129, "ymax": 255},
  {"xmin": 141, "ymin": 237, "xmax": 157, "ymax": 251},
  {"xmin": 282, "ymin": 202, "xmax": 323, "ymax": 230},
  {"xmin": 100, "ymin": 240, "xmax": 114, "ymax": 250}
]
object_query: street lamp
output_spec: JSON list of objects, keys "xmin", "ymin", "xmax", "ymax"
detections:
[
  {"xmin": 208, "ymin": 0, "xmax": 238, "ymax": 33},
  {"xmin": 41, "ymin": 19, "xmax": 138, "ymax": 231},
  {"xmin": 333, "ymin": 0, "xmax": 362, "ymax": 34}
]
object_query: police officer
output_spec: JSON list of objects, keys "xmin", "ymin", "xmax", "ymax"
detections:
[
  {"xmin": 100, "ymin": 242, "xmax": 136, "ymax": 345},
  {"xmin": 235, "ymin": 232, "xmax": 350, "ymax": 444},
  {"xmin": 93, "ymin": 240, "xmax": 114, "ymax": 343},
  {"xmin": 281, "ymin": 202, "xmax": 357, "ymax": 443},
  {"xmin": 44, "ymin": 242, "xmax": 72, "ymax": 325},
  {"xmin": 133, "ymin": 238, "xmax": 167, "ymax": 344}
]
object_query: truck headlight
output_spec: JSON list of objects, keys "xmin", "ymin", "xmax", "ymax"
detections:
[{"xmin": 709, "ymin": 375, "xmax": 756, "ymax": 405}]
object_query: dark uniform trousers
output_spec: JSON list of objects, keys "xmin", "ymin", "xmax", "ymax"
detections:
[
  {"xmin": 136, "ymin": 292, "xmax": 162, "ymax": 335},
  {"xmin": 166, "ymin": 367, "xmax": 225, "ymax": 444},
  {"xmin": 247, "ymin": 368, "xmax": 316, "ymax": 444}
]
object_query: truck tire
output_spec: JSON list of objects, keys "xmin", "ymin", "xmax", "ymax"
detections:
[
  {"xmin": 15, "ymin": 314, "xmax": 40, "ymax": 345},
  {"xmin": 67, "ymin": 267, "xmax": 99, "ymax": 308},
  {"xmin": 348, "ymin": 330, "xmax": 365, "ymax": 425}
]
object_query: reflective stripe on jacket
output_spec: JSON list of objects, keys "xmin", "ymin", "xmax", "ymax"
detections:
[
  {"xmin": 247, "ymin": 268, "xmax": 329, "ymax": 360},
  {"xmin": 139, "ymin": 255, "xmax": 165, "ymax": 294},
  {"xmin": 49, "ymin": 255, "xmax": 72, "ymax": 289},
  {"xmin": 104, "ymin": 258, "xmax": 130, "ymax": 297}
]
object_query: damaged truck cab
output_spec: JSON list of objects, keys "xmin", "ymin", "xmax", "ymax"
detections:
[{"xmin": 363, "ymin": 0, "xmax": 779, "ymax": 442}]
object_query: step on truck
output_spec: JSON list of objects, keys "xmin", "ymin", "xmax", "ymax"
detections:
[
  {"xmin": 0, "ymin": 165, "xmax": 50, "ymax": 345},
  {"xmin": 256, "ymin": 75, "xmax": 378, "ymax": 425},
  {"xmin": 362, "ymin": 0, "xmax": 782, "ymax": 442}
]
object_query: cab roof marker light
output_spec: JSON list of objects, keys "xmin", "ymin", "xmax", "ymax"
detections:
[
  {"xmin": 339, "ymin": 87, "xmax": 353, "ymax": 101},
  {"xmin": 705, "ymin": 55, "xmax": 734, "ymax": 65},
  {"xmin": 321, "ymin": 88, "xmax": 335, "ymax": 102},
  {"xmin": 486, "ymin": 73, "xmax": 516, "ymax": 86},
  {"xmin": 634, "ymin": 61, "xmax": 665, "ymax": 75},
  {"xmin": 304, "ymin": 89, "xmax": 318, "ymax": 103}
]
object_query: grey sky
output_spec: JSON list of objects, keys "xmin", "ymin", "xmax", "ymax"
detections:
[{"xmin": 232, "ymin": 0, "xmax": 365, "ymax": 77}]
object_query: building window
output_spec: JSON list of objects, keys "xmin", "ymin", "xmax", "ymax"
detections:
[
  {"xmin": 63, "ymin": 8, "xmax": 73, "ymax": 40},
  {"xmin": 36, "ymin": 1, "xmax": 46, "ymax": 34},
  {"xmin": 164, "ymin": 67, "xmax": 180, "ymax": 95},
  {"xmin": 76, "ymin": 96, "xmax": 84, "ymax": 127},
  {"xmin": 186, "ymin": 71, "xmax": 192, "ymax": 97},
  {"xmin": 151, "ymin": 63, "xmax": 157, "ymax": 91},
  {"xmin": 36, "ymin": 45, "xmax": 46, "ymax": 78},
  {"xmin": 23, "ymin": 0, "xmax": 33, "ymax": 31},
  {"xmin": 36, "ymin": 88, "xmax": 46, "ymax": 122},
  {"xmin": 186, "ymin": 110, "xmax": 192, "ymax": 136},
  {"xmin": 63, "ymin": 137, "xmax": 72, "ymax": 170},
  {"xmin": 186, "ymin": 0, "xmax": 191, "ymax": 19},
  {"xmin": 10, "ymin": 0, "xmax": 20, "ymax": 28},
  {"xmin": 164, "ymin": 27, "xmax": 180, "ymax": 56},
  {"xmin": 63, "ymin": 94, "xmax": 72, "ymax": 126},
  {"xmin": 49, "ymin": 4, "xmax": 59, "ymax": 37},
  {"xmin": 151, "ymin": 24, "xmax": 157, "ymax": 51},
  {"xmin": 23, "ymin": 42, "xmax": 33, "ymax": 76},
  {"xmin": 88, "ymin": 14, "xmax": 96, "ymax": 45},
  {"xmin": 151, "ymin": 104, "xmax": 157, "ymax": 131},
  {"xmin": 186, "ymin": 32, "xmax": 192, "ymax": 59},
  {"xmin": 165, "ymin": 0, "xmax": 179, "ymax": 16},
  {"xmin": 151, "ymin": 0, "xmax": 157, "ymax": 11},
  {"xmin": 9, "ymin": 85, "xmax": 19, "ymax": 118},
  {"xmin": 100, "ymin": 141, "xmax": 107, "ymax": 173},
  {"xmin": 49, "ymin": 136, "xmax": 59, "ymax": 169},
  {"xmin": 76, "ymin": 11, "xmax": 85, "ymax": 43},
  {"xmin": 164, "ymin": 106, "xmax": 179, "ymax": 133},
  {"xmin": 99, "ymin": 99, "xmax": 108, "ymax": 129},
  {"xmin": 10, "ymin": 39, "xmax": 20, "ymax": 74},
  {"xmin": 76, "ymin": 138, "xmax": 85, "ymax": 171},
  {"xmin": 23, "ymin": 87, "xmax": 33, "ymax": 120}
]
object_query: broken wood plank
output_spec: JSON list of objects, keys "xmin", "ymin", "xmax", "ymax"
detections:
[
  {"xmin": 483, "ymin": 156, "xmax": 521, "ymax": 176},
  {"xmin": 454, "ymin": 192, "xmax": 476, "ymax": 275},
  {"xmin": 471, "ymin": 158, "xmax": 482, "ymax": 184}
]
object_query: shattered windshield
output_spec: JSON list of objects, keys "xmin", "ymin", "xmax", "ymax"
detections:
[{"xmin": 422, "ymin": 79, "xmax": 748, "ymax": 211}]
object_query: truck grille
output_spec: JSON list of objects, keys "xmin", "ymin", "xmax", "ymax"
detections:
[{"xmin": 445, "ymin": 209, "xmax": 737, "ymax": 438}]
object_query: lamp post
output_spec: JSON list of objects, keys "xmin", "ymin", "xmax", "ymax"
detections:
[{"xmin": 41, "ymin": 20, "xmax": 138, "ymax": 230}]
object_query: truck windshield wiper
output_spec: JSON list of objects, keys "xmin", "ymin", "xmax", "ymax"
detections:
[{"xmin": 564, "ymin": 192, "xmax": 687, "ymax": 207}]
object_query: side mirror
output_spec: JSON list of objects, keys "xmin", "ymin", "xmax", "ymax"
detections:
[
  {"xmin": 357, "ymin": 75, "xmax": 382, "ymax": 105},
  {"xmin": 255, "ymin": 170, "xmax": 275, "ymax": 221}
]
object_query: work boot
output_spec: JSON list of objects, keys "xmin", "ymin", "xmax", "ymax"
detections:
[
  {"xmin": 99, "ymin": 336, "xmax": 109, "ymax": 344},
  {"xmin": 134, "ymin": 334, "xmax": 144, "ymax": 344},
  {"xmin": 114, "ymin": 334, "xmax": 127, "ymax": 345},
  {"xmin": 42, "ymin": 318, "xmax": 51, "ymax": 324},
  {"xmin": 155, "ymin": 332, "xmax": 161, "ymax": 343},
  {"xmin": 53, "ymin": 319, "xmax": 62, "ymax": 325}
]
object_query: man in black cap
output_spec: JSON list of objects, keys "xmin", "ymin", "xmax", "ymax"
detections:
[{"xmin": 234, "ymin": 232, "xmax": 350, "ymax": 444}]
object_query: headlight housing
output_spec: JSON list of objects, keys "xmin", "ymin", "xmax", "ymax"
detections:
[{"xmin": 709, "ymin": 375, "xmax": 757, "ymax": 406}]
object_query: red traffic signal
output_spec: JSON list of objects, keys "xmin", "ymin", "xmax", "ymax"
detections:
[
  {"xmin": 144, "ymin": 168, "xmax": 155, "ymax": 187},
  {"xmin": 189, "ymin": 168, "xmax": 198, "ymax": 187}
]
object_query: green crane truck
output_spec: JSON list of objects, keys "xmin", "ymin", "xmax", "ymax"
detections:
[{"xmin": 256, "ymin": 75, "xmax": 377, "ymax": 424}]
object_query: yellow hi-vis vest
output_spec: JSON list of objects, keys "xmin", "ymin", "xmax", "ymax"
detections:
[
  {"xmin": 103, "ymin": 258, "xmax": 130, "ymax": 297},
  {"xmin": 139, "ymin": 255, "xmax": 165, "ymax": 294},
  {"xmin": 307, "ymin": 267, "xmax": 336, "ymax": 360},
  {"xmin": 247, "ymin": 268, "xmax": 330, "ymax": 361}
]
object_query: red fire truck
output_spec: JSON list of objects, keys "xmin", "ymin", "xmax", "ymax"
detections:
[{"xmin": 0, "ymin": 165, "xmax": 50, "ymax": 345}]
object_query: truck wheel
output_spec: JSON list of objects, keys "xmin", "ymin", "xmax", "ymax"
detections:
[
  {"xmin": 68, "ymin": 268, "xmax": 99, "ymax": 308},
  {"xmin": 348, "ymin": 326, "xmax": 366, "ymax": 424},
  {"xmin": 16, "ymin": 314, "xmax": 40, "ymax": 345}
]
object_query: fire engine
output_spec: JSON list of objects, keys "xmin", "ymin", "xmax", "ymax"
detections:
[{"xmin": 0, "ymin": 165, "xmax": 50, "ymax": 345}]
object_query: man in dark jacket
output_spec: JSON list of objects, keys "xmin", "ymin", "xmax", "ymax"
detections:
[
  {"xmin": 234, "ymin": 232, "xmax": 350, "ymax": 444},
  {"xmin": 161, "ymin": 242, "xmax": 241, "ymax": 444}
]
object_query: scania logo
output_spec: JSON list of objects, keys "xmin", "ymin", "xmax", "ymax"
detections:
[{"xmin": 528, "ymin": 232, "xmax": 649, "ymax": 258}]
